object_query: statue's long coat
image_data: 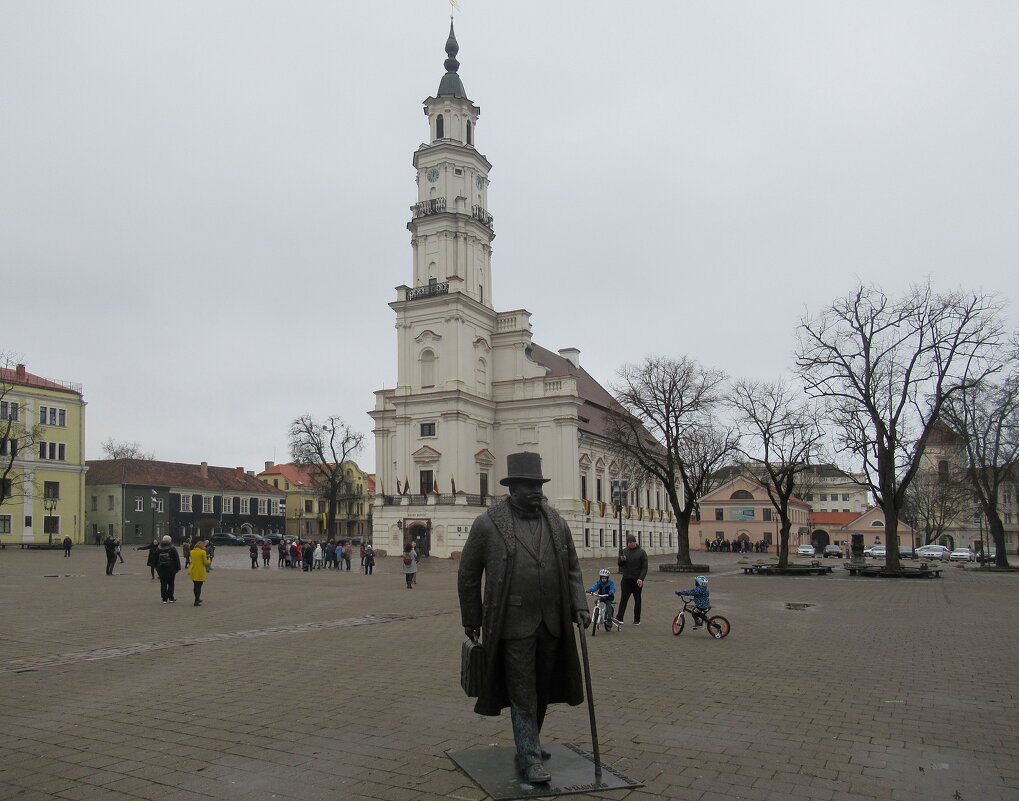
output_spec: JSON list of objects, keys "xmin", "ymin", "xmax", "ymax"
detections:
[{"xmin": 458, "ymin": 499, "xmax": 587, "ymax": 716}]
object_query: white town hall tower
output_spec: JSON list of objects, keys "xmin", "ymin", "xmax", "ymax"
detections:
[{"xmin": 370, "ymin": 23, "xmax": 676, "ymax": 559}]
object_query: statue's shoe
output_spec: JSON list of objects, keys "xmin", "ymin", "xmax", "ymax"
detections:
[{"xmin": 525, "ymin": 763, "xmax": 552, "ymax": 783}]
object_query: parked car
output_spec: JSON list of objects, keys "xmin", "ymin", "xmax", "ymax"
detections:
[
  {"xmin": 898, "ymin": 546, "xmax": 916, "ymax": 559},
  {"xmin": 977, "ymin": 548, "xmax": 997, "ymax": 564},
  {"xmin": 950, "ymin": 547, "xmax": 975, "ymax": 562},
  {"xmin": 235, "ymin": 532, "xmax": 257, "ymax": 545},
  {"xmin": 210, "ymin": 532, "xmax": 241, "ymax": 546},
  {"xmin": 916, "ymin": 544, "xmax": 950, "ymax": 561},
  {"xmin": 796, "ymin": 544, "xmax": 816, "ymax": 557},
  {"xmin": 865, "ymin": 544, "xmax": 887, "ymax": 559},
  {"xmin": 822, "ymin": 545, "xmax": 843, "ymax": 558}
]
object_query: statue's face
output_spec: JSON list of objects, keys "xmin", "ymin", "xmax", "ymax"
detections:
[{"xmin": 508, "ymin": 479, "xmax": 544, "ymax": 513}]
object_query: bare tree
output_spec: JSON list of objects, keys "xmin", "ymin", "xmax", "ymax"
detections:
[
  {"xmin": 608, "ymin": 356, "xmax": 739, "ymax": 566},
  {"xmin": 1, "ymin": 355, "xmax": 41, "ymax": 507},
  {"xmin": 901, "ymin": 465, "xmax": 973, "ymax": 547},
  {"xmin": 289, "ymin": 414, "xmax": 365, "ymax": 540},
  {"xmin": 730, "ymin": 379, "xmax": 826, "ymax": 567},
  {"xmin": 941, "ymin": 368, "xmax": 1019, "ymax": 568},
  {"xmin": 796, "ymin": 282, "xmax": 1005, "ymax": 573},
  {"xmin": 101, "ymin": 438, "xmax": 154, "ymax": 461}
]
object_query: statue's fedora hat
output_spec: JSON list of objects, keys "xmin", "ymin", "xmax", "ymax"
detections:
[{"xmin": 500, "ymin": 451, "xmax": 551, "ymax": 485}]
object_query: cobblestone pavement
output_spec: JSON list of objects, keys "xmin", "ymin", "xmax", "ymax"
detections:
[{"xmin": 1, "ymin": 547, "xmax": 1017, "ymax": 801}]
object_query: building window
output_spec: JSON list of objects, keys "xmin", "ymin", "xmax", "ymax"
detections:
[
  {"xmin": 0, "ymin": 401, "xmax": 19, "ymax": 421},
  {"xmin": 43, "ymin": 515, "xmax": 60, "ymax": 535},
  {"xmin": 805, "ymin": 493, "xmax": 813, "ymax": 501},
  {"xmin": 842, "ymin": 494, "xmax": 850, "ymax": 501},
  {"xmin": 419, "ymin": 470, "xmax": 433, "ymax": 495},
  {"xmin": 0, "ymin": 515, "xmax": 10, "ymax": 534},
  {"xmin": 223, "ymin": 496, "xmax": 233, "ymax": 514},
  {"xmin": 599, "ymin": 529, "xmax": 604, "ymax": 547},
  {"xmin": 596, "ymin": 478, "xmax": 603, "ymax": 502},
  {"xmin": 201, "ymin": 495, "xmax": 212, "ymax": 513},
  {"xmin": 584, "ymin": 528, "xmax": 590, "ymax": 547},
  {"xmin": 180, "ymin": 495, "xmax": 193, "ymax": 512},
  {"xmin": 819, "ymin": 494, "xmax": 827, "ymax": 502},
  {"xmin": 239, "ymin": 497, "xmax": 250, "ymax": 514},
  {"xmin": 38, "ymin": 442, "xmax": 66, "ymax": 461},
  {"xmin": 581, "ymin": 475, "xmax": 588, "ymax": 500},
  {"xmin": 715, "ymin": 508, "xmax": 724, "ymax": 521},
  {"xmin": 466, "ymin": 120, "xmax": 472, "ymax": 145},
  {"xmin": 91, "ymin": 495, "xmax": 97, "ymax": 512},
  {"xmin": 0, "ymin": 438, "xmax": 17, "ymax": 457},
  {"xmin": 304, "ymin": 499, "xmax": 313, "ymax": 514},
  {"xmin": 155, "ymin": 498, "xmax": 164, "ymax": 512},
  {"xmin": 763, "ymin": 508, "xmax": 772, "ymax": 522},
  {"xmin": 273, "ymin": 479, "xmax": 279, "ymax": 488},
  {"xmin": 479, "ymin": 472, "xmax": 488, "ymax": 497},
  {"xmin": 107, "ymin": 495, "xmax": 115, "ymax": 511},
  {"xmin": 436, "ymin": 114, "xmax": 444, "ymax": 138},
  {"xmin": 258, "ymin": 498, "xmax": 268, "ymax": 515},
  {"xmin": 420, "ymin": 422, "xmax": 436, "ymax": 437},
  {"xmin": 135, "ymin": 497, "xmax": 144, "ymax": 512}
]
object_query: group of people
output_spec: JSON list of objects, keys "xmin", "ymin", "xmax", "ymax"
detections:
[
  {"xmin": 705, "ymin": 538, "xmax": 769, "ymax": 553},
  {"xmin": 130, "ymin": 536, "xmax": 212, "ymax": 605},
  {"xmin": 272, "ymin": 538, "xmax": 376, "ymax": 574}
]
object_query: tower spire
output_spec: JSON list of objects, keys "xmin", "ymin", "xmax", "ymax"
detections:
[{"xmin": 436, "ymin": 20, "xmax": 467, "ymax": 99}]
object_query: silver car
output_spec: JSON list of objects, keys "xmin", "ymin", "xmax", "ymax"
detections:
[
  {"xmin": 950, "ymin": 547, "xmax": 974, "ymax": 562},
  {"xmin": 916, "ymin": 544, "xmax": 950, "ymax": 561}
]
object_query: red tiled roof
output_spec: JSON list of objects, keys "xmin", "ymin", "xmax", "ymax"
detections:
[
  {"xmin": 1, "ymin": 366, "xmax": 82, "ymax": 397},
  {"xmin": 257, "ymin": 463, "xmax": 323, "ymax": 489},
  {"xmin": 86, "ymin": 459, "xmax": 285, "ymax": 494},
  {"xmin": 528, "ymin": 344, "xmax": 627, "ymax": 439},
  {"xmin": 811, "ymin": 511, "xmax": 862, "ymax": 526}
]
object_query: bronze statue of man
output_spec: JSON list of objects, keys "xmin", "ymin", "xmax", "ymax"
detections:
[{"xmin": 458, "ymin": 452, "xmax": 589, "ymax": 784}]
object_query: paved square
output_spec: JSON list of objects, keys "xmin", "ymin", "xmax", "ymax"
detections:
[{"xmin": 1, "ymin": 547, "xmax": 1017, "ymax": 801}]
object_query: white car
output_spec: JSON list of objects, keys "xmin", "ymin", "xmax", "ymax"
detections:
[
  {"xmin": 865, "ymin": 545, "xmax": 887, "ymax": 559},
  {"xmin": 916, "ymin": 544, "xmax": 950, "ymax": 561},
  {"xmin": 950, "ymin": 547, "xmax": 975, "ymax": 562},
  {"xmin": 796, "ymin": 544, "xmax": 816, "ymax": 557}
]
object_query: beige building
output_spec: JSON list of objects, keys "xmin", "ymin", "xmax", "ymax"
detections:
[
  {"xmin": 693, "ymin": 476, "xmax": 812, "ymax": 550},
  {"xmin": 1, "ymin": 363, "xmax": 87, "ymax": 545},
  {"xmin": 258, "ymin": 461, "xmax": 373, "ymax": 541}
]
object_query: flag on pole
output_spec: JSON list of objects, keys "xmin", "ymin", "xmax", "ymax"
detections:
[
  {"xmin": 396, "ymin": 478, "xmax": 402, "ymax": 495},
  {"xmin": 433, "ymin": 479, "xmax": 440, "ymax": 495},
  {"xmin": 404, "ymin": 477, "xmax": 410, "ymax": 495},
  {"xmin": 451, "ymin": 476, "xmax": 457, "ymax": 494}
]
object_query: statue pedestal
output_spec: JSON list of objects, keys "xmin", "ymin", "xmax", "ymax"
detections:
[{"xmin": 447, "ymin": 742, "xmax": 642, "ymax": 800}]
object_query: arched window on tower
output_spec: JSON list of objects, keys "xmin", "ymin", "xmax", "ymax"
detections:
[
  {"xmin": 436, "ymin": 114, "xmax": 444, "ymax": 139},
  {"xmin": 420, "ymin": 349, "xmax": 436, "ymax": 388},
  {"xmin": 466, "ymin": 120, "xmax": 473, "ymax": 145}
]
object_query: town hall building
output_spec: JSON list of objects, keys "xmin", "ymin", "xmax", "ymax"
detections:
[{"xmin": 370, "ymin": 24, "xmax": 677, "ymax": 559}]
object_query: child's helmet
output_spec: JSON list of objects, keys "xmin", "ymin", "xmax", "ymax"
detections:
[
  {"xmin": 598, "ymin": 568, "xmax": 611, "ymax": 577},
  {"xmin": 695, "ymin": 575, "xmax": 708, "ymax": 585}
]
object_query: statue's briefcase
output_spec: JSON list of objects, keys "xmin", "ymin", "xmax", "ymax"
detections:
[{"xmin": 460, "ymin": 636, "xmax": 486, "ymax": 697}]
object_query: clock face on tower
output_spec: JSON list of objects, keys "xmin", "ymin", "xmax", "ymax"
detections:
[
  {"xmin": 427, "ymin": 167, "xmax": 440, "ymax": 183},
  {"xmin": 475, "ymin": 175, "xmax": 483, "ymax": 190}
]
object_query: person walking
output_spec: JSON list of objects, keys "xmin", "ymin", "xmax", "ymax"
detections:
[
  {"xmin": 342, "ymin": 540, "xmax": 353, "ymax": 571},
  {"xmin": 363, "ymin": 542, "xmax": 375, "ymax": 575},
  {"xmin": 249, "ymin": 539, "xmax": 259, "ymax": 569},
  {"xmin": 261, "ymin": 538, "xmax": 272, "ymax": 567},
  {"xmin": 155, "ymin": 535, "xmax": 181, "ymax": 603},
  {"xmin": 278, "ymin": 538, "xmax": 288, "ymax": 567},
  {"xmin": 62, "ymin": 535, "xmax": 73, "ymax": 557},
  {"xmin": 183, "ymin": 537, "xmax": 192, "ymax": 568},
  {"xmin": 142, "ymin": 539, "xmax": 158, "ymax": 579},
  {"xmin": 402, "ymin": 543, "xmax": 417, "ymax": 588},
  {"xmin": 616, "ymin": 534, "xmax": 648, "ymax": 626},
  {"xmin": 104, "ymin": 535, "xmax": 118, "ymax": 575},
  {"xmin": 359, "ymin": 541, "xmax": 366, "ymax": 571},
  {"xmin": 115, "ymin": 539, "xmax": 125, "ymax": 564},
  {"xmin": 188, "ymin": 540, "xmax": 211, "ymax": 606},
  {"xmin": 313, "ymin": 542, "xmax": 323, "ymax": 570}
]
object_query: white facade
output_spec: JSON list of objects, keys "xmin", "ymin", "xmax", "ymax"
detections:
[{"xmin": 370, "ymin": 26, "xmax": 678, "ymax": 559}]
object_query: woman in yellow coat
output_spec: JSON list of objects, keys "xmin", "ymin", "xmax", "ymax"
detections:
[{"xmin": 188, "ymin": 540, "xmax": 212, "ymax": 606}]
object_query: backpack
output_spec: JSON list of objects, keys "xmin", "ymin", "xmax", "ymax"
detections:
[
  {"xmin": 402, "ymin": 552, "xmax": 413, "ymax": 566},
  {"xmin": 157, "ymin": 548, "xmax": 172, "ymax": 568}
]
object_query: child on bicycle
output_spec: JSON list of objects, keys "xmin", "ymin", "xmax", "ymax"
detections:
[
  {"xmin": 588, "ymin": 568, "xmax": 617, "ymax": 625},
  {"xmin": 676, "ymin": 575, "xmax": 710, "ymax": 629}
]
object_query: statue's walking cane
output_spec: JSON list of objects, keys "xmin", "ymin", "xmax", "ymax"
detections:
[{"xmin": 576, "ymin": 620, "xmax": 602, "ymax": 780}]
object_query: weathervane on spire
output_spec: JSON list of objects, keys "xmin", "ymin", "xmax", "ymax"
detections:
[{"xmin": 450, "ymin": 0, "xmax": 460, "ymax": 19}]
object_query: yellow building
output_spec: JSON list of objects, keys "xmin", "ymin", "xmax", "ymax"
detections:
[
  {"xmin": 258, "ymin": 460, "xmax": 373, "ymax": 541},
  {"xmin": 0, "ymin": 363, "xmax": 87, "ymax": 545}
]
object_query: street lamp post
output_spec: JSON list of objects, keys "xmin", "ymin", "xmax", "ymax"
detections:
[{"xmin": 44, "ymin": 496, "xmax": 57, "ymax": 545}]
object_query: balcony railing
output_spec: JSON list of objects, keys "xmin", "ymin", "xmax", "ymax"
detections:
[
  {"xmin": 411, "ymin": 197, "xmax": 446, "ymax": 218},
  {"xmin": 472, "ymin": 204, "xmax": 494, "ymax": 229},
  {"xmin": 406, "ymin": 282, "xmax": 449, "ymax": 301}
]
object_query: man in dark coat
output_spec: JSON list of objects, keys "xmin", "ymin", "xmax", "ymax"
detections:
[
  {"xmin": 155, "ymin": 535, "xmax": 182, "ymax": 603},
  {"xmin": 458, "ymin": 452, "xmax": 589, "ymax": 784}
]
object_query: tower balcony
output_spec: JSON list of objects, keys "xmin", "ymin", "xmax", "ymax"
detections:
[
  {"xmin": 406, "ymin": 282, "xmax": 449, "ymax": 301},
  {"xmin": 472, "ymin": 204, "xmax": 494, "ymax": 230},
  {"xmin": 411, "ymin": 197, "xmax": 447, "ymax": 219}
]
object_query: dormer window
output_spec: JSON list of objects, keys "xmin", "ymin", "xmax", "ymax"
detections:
[{"xmin": 436, "ymin": 114, "xmax": 444, "ymax": 139}]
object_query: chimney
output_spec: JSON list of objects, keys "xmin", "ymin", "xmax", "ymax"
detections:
[
  {"xmin": 265, "ymin": 460, "xmax": 274, "ymax": 471},
  {"xmin": 246, "ymin": 470, "xmax": 255, "ymax": 476},
  {"xmin": 558, "ymin": 348, "xmax": 581, "ymax": 369},
  {"xmin": 15, "ymin": 363, "xmax": 26, "ymax": 379},
  {"xmin": 200, "ymin": 461, "xmax": 208, "ymax": 477}
]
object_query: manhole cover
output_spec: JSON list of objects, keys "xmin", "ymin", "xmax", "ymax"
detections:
[{"xmin": 785, "ymin": 602, "xmax": 815, "ymax": 611}]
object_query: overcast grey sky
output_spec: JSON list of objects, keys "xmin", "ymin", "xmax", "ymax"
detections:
[{"xmin": 3, "ymin": 1, "xmax": 1016, "ymax": 474}]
